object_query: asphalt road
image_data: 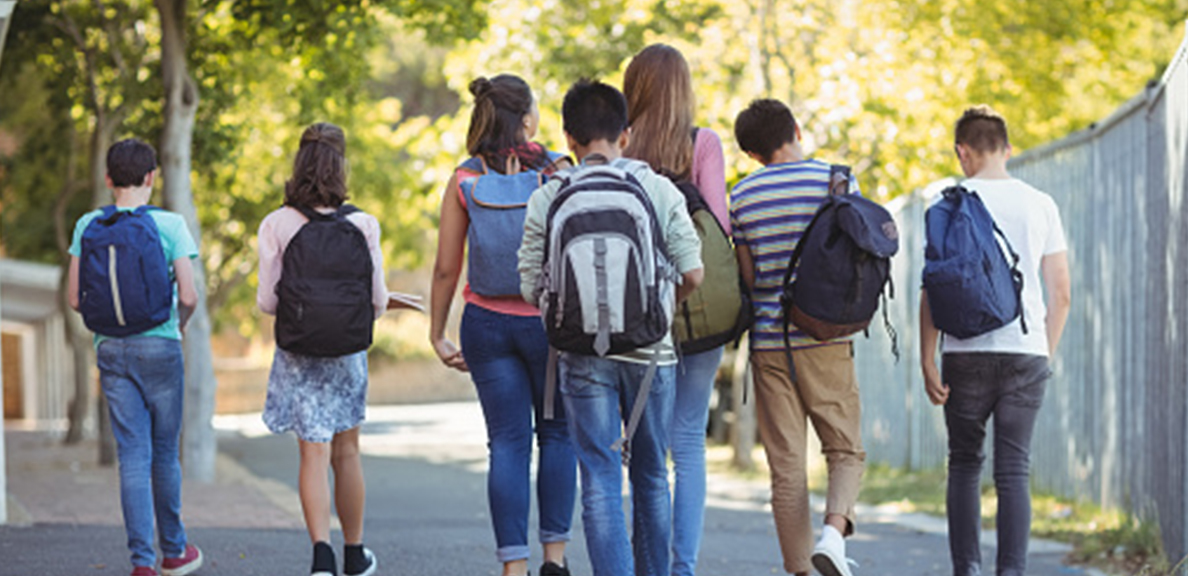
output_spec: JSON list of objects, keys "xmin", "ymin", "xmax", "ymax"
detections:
[{"xmin": 0, "ymin": 402, "xmax": 1094, "ymax": 576}]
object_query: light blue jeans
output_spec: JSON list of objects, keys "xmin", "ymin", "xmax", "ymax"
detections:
[
  {"xmin": 96, "ymin": 336, "xmax": 188, "ymax": 568},
  {"xmin": 670, "ymin": 346, "xmax": 723, "ymax": 576},
  {"xmin": 460, "ymin": 304, "xmax": 577, "ymax": 563},
  {"xmin": 559, "ymin": 352, "xmax": 675, "ymax": 576}
]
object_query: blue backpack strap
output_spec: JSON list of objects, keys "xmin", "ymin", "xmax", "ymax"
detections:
[
  {"xmin": 459, "ymin": 156, "xmax": 488, "ymax": 175},
  {"xmin": 95, "ymin": 205, "xmax": 121, "ymax": 225},
  {"xmin": 458, "ymin": 157, "xmax": 488, "ymax": 206}
]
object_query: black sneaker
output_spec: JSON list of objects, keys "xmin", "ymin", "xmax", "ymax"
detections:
[
  {"xmin": 312, "ymin": 541, "xmax": 337, "ymax": 576},
  {"xmin": 343, "ymin": 546, "xmax": 376, "ymax": 576},
  {"xmin": 539, "ymin": 560, "xmax": 570, "ymax": 576}
]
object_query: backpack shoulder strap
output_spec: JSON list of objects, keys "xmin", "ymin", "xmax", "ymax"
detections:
[
  {"xmin": 96, "ymin": 205, "xmax": 121, "ymax": 226},
  {"xmin": 460, "ymin": 156, "xmax": 489, "ymax": 175},
  {"xmin": 829, "ymin": 164, "xmax": 852, "ymax": 197},
  {"xmin": 337, "ymin": 204, "xmax": 362, "ymax": 217},
  {"xmin": 291, "ymin": 204, "xmax": 328, "ymax": 222}
]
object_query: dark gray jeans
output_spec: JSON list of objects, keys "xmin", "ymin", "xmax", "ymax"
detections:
[{"xmin": 942, "ymin": 352, "xmax": 1051, "ymax": 576}]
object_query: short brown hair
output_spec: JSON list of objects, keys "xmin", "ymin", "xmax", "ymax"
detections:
[
  {"xmin": 955, "ymin": 105, "xmax": 1009, "ymax": 153},
  {"xmin": 734, "ymin": 99, "xmax": 798, "ymax": 163},
  {"xmin": 107, "ymin": 138, "xmax": 157, "ymax": 188},
  {"xmin": 285, "ymin": 122, "xmax": 348, "ymax": 209}
]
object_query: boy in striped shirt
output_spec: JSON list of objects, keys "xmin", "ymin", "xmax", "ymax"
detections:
[{"xmin": 730, "ymin": 99, "xmax": 864, "ymax": 576}]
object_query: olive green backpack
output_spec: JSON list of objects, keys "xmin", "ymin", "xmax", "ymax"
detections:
[{"xmin": 668, "ymin": 174, "xmax": 750, "ymax": 354}]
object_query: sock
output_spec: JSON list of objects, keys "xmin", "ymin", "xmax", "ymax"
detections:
[
  {"xmin": 819, "ymin": 524, "xmax": 846, "ymax": 553},
  {"xmin": 312, "ymin": 541, "xmax": 336, "ymax": 575},
  {"xmin": 343, "ymin": 544, "xmax": 369, "ymax": 575}
]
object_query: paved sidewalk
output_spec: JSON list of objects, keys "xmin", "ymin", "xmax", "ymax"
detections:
[
  {"xmin": 3, "ymin": 403, "xmax": 1105, "ymax": 576},
  {"xmin": 4, "ymin": 427, "xmax": 302, "ymax": 531}
]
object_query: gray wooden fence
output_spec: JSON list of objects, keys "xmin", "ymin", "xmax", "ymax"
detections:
[{"xmin": 853, "ymin": 34, "xmax": 1188, "ymax": 564}]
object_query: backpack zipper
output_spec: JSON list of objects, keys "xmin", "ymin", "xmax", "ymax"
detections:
[{"xmin": 108, "ymin": 245, "xmax": 127, "ymax": 327}]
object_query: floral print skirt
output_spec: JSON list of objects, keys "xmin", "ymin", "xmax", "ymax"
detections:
[{"xmin": 263, "ymin": 348, "xmax": 368, "ymax": 443}]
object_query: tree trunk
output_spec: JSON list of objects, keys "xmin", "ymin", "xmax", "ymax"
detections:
[
  {"xmin": 63, "ymin": 115, "xmax": 118, "ymax": 462},
  {"xmin": 157, "ymin": 0, "xmax": 215, "ymax": 482}
]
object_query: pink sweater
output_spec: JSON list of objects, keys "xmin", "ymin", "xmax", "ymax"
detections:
[
  {"xmin": 692, "ymin": 127, "xmax": 730, "ymax": 233},
  {"xmin": 257, "ymin": 206, "xmax": 389, "ymax": 319}
]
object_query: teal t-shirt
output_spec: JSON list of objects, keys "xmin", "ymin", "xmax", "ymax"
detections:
[{"xmin": 69, "ymin": 206, "xmax": 200, "ymax": 346}]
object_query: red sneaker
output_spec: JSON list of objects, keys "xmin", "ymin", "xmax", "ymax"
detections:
[
  {"xmin": 160, "ymin": 544, "xmax": 203, "ymax": 576},
  {"xmin": 131, "ymin": 567, "xmax": 158, "ymax": 576}
]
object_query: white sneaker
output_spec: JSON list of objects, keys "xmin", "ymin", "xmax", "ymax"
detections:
[{"xmin": 812, "ymin": 537, "xmax": 858, "ymax": 576}]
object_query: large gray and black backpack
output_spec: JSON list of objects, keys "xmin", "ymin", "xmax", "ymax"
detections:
[
  {"xmin": 538, "ymin": 157, "xmax": 677, "ymax": 356},
  {"xmin": 538, "ymin": 156, "xmax": 677, "ymax": 462}
]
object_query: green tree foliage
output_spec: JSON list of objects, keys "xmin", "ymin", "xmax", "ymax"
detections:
[{"xmin": 2, "ymin": 0, "xmax": 1185, "ymax": 337}]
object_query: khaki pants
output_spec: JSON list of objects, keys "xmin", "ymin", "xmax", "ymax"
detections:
[{"xmin": 751, "ymin": 343, "xmax": 865, "ymax": 574}]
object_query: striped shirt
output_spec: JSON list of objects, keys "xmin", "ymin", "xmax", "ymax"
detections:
[{"xmin": 730, "ymin": 159, "xmax": 859, "ymax": 351}]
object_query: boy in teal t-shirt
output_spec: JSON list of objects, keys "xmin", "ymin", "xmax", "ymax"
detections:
[{"xmin": 66, "ymin": 138, "xmax": 204, "ymax": 576}]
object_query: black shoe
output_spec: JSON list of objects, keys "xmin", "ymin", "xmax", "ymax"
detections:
[
  {"xmin": 343, "ymin": 545, "xmax": 377, "ymax": 576},
  {"xmin": 540, "ymin": 560, "xmax": 570, "ymax": 576},
  {"xmin": 312, "ymin": 541, "xmax": 337, "ymax": 576}
]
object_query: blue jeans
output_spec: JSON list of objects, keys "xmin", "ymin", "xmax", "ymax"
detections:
[
  {"xmin": 943, "ymin": 353, "xmax": 1050, "ymax": 576},
  {"xmin": 559, "ymin": 352, "xmax": 676, "ymax": 576},
  {"xmin": 670, "ymin": 346, "xmax": 722, "ymax": 576},
  {"xmin": 96, "ymin": 336, "xmax": 188, "ymax": 568},
  {"xmin": 460, "ymin": 304, "xmax": 577, "ymax": 563}
]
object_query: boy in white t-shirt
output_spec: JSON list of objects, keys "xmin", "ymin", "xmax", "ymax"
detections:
[{"xmin": 919, "ymin": 105, "xmax": 1072, "ymax": 576}]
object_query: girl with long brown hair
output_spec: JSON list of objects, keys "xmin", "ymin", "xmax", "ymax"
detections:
[
  {"xmin": 623, "ymin": 44, "xmax": 730, "ymax": 576},
  {"xmin": 257, "ymin": 122, "xmax": 386, "ymax": 576}
]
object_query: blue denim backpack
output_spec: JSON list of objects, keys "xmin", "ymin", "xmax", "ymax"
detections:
[
  {"xmin": 78, "ymin": 205, "xmax": 173, "ymax": 337},
  {"xmin": 923, "ymin": 184, "xmax": 1026, "ymax": 339},
  {"xmin": 459, "ymin": 152, "xmax": 563, "ymax": 296}
]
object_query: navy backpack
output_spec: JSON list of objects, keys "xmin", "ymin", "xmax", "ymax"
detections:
[
  {"xmin": 922, "ymin": 184, "xmax": 1025, "ymax": 339},
  {"xmin": 78, "ymin": 205, "xmax": 174, "ymax": 337},
  {"xmin": 780, "ymin": 165, "xmax": 899, "ymax": 349}
]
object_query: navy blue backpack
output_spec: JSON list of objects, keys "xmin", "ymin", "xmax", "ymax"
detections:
[
  {"xmin": 78, "ymin": 205, "xmax": 173, "ymax": 337},
  {"xmin": 922, "ymin": 184, "xmax": 1026, "ymax": 339},
  {"xmin": 780, "ymin": 165, "xmax": 899, "ymax": 348}
]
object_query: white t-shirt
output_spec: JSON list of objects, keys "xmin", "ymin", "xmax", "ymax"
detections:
[{"xmin": 940, "ymin": 177, "xmax": 1067, "ymax": 357}]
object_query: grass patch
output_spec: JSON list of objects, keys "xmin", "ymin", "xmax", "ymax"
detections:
[
  {"xmin": 703, "ymin": 441, "xmax": 1178, "ymax": 572},
  {"xmin": 707, "ymin": 445, "xmax": 1180, "ymax": 574},
  {"xmin": 852, "ymin": 463, "xmax": 1175, "ymax": 575}
]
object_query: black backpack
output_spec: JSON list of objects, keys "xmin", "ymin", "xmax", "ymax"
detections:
[
  {"xmin": 779, "ymin": 165, "xmax": 899, "ymax": 350},
  {"xmin": 275, "ymin": 204, "xmax": 375, "ymax": 357}
]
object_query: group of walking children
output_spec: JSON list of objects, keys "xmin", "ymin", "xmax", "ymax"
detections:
[{"xmin": 70, "ymin": 41, "xmax": 1070, "ymax": 576}]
